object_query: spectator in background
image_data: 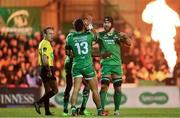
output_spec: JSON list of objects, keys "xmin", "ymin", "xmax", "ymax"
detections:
[
  {"xmin": 174, "ymin": 57, "xmax": 180, "ymax": 87},
  {"xmin": 26, "ymin": 68, "xmax": 41, "ymax": 88},
  {"xmin": 0, "ymin": 73, "xmax": 7, "ymax": 86},
  {"xmin": 0, "ymin": 15, "xmax": 179, "ymax": 88}
]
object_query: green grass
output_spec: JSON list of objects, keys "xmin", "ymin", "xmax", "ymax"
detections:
[{"xmin": 0, "ymin": 107, "xmax": 180, "ymax": 117}]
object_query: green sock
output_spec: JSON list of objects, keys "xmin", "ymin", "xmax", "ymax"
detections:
[
  {"xmin": 63, "ymin": 99, "xmax": 69, "ymax": 113},
  {"xmin": 80, "ymin": 94, "xmax": 88, "ymax": 111},
  {"xmin": 100, "ymin": 91, "xmax": 107, "ymax": 110},
  {"xmin": 97, "ymin": 107, "xmax": 102, "ymax": 114},
  {"xmin": 80, "ymin": 88, "xmax": 89, "ymax": 111},
  {"xmin": 114, "ymin": 91, "xmax": 121, "ymax": 111}
]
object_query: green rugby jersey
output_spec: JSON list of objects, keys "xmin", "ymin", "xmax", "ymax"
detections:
[
  {"xmin": 98, "ymin": 30, "xmax": 122, "ymax": 66},
  {"xmin": 66, "ymin": 31, "xmax": 95, "ymax": 68}
]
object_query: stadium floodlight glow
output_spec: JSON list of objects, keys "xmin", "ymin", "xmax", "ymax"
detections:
[{"xmin": 142, "ymin": 0, "xmax": 180, "ymax": 76}]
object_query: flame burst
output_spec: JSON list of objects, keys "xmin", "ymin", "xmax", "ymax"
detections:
[{"xmin": 142, "ymin": 0, "xmax": 180, "ymax": 75}]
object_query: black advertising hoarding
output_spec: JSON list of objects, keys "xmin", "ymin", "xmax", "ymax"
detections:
[{"xmin": 0, "ymin": 87, "xmax": 41, "ymax": 107}]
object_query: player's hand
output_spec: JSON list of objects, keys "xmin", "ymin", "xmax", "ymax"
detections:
[
  {"xmin": 83, "ymin": 15, "xmax": 93, "ymax": 30},
  {"xmin": 84, "ymin": 15, "xmax": 92, "ymax": 25},
  {"xmin": 119, "ymin": 32, "xmax": 131, "ymax": 46},
  {"xmin": 120, "ymin": 32, "xmax": 129, "ymax": 40}
]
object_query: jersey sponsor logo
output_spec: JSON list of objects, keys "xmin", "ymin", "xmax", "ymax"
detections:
[
  {"xmin": 74, "ymin": 36, "xmax": 88, "ymax": 42},
  {"xmin": 114, "ymin": 35, "xmax": 119, "ymax": 39},
  {"xmin": 139, "ymin": 92, "xmax": 168, "ymax": 105},
  {"xmin": 104, "ymin": 39, "xmax": 115, "ymax": 44},
  {"xmin": 103, "ymin": 36, "xmax": 108, "ymax": 38},
  {"xmin": 107, "ymin": 33, "xmax": 113, "ymax": 36}
]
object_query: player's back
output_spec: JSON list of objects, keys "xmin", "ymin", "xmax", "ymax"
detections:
[{"xmin": 66, "ymin": 31, "xmax": 95, "ymax": 68}]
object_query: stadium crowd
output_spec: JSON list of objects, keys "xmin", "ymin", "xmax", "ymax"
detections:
[
  {"xmin": 0, "ymin": 31, "xmax": 66, "ymax": 87},
  {"xmin": 0, "ymin": 27, "xmax": 180, "ymax": 87}
]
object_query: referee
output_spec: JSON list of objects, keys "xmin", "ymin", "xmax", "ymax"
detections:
[{"xmin": 34, "ymin": 27, "xmax": 58, "ymax": 115}]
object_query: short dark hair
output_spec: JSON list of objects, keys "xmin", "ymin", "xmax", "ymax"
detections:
[
  {"xmin": 104, "ymin": 16, "xmax": 113, "ymax": 25},
  {"xmin": 43, "ymin": 27, "xmax": 54, "ymax": 34},
  {"xmin": 73, "ymin": 18, "xmax": 84, "ymax": 31}
]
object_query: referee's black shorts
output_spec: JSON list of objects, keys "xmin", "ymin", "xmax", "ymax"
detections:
[{"xmin": 39, "ymin": 66, "xmax": 56, "ymax": 83}]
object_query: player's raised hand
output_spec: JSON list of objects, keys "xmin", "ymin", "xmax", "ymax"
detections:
[
  {"xmin": 83, "ymin": 15, "xmax": 93, "ymax": 30},
  {"xmin": 120, "ymin": 32, "xmax": 128, "ymax": 38},
  {"xmin": 119, "ymin": 32, "xmax": 132, "ymax": 46},
  {"xmin": 84, "ymin": 15, "xmax": 92, "ymax": 25}
]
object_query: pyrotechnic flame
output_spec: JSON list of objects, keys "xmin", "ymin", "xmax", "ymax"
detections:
[{"xmin": 142, "ymin": 0, "xmax": 180, "ymax": 75}]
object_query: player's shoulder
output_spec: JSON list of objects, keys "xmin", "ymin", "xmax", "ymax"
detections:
[
  {"xmin": 98, "ymin": 31, "xmax": 106, "ymax": 37},
  {"xmin": 66, "ymin": 32, "xmax": 75, "ymax": 38},
  {"xmin": 39, "ymin": 39, "xmax": 48, "ymax": 47},
  {"xmin": 84, "ymin": 31, "xmax": 93, "ymax": 36},
  {"xmin": 39, "ymin": 39, "xmax": 45, "ymax": 44},
  {"xmin": 113, "ymin": 30, "xmax": 122, "ymax": 37},
  {"xmin": 98, "ymin": 31, "xmax": 105, "ymax": 35},
  {"xmin": 113, "ymin": 30, "xmax": 120, "ymax": 34},
  {"xmin": 66, "ymin": 32, "xmax": 75, "ymax": 43}
]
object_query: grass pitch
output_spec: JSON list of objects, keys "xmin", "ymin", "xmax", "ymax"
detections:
[{"xmin": 0, "ymin": 107, "xmax": 179, "ymax": 117}]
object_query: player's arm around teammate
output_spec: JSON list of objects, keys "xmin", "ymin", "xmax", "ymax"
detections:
[{"xmin": 83, "ymin": 15, "xmax": 112, "ymax": 59}]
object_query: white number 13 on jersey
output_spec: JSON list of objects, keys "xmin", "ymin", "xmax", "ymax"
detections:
[{"xmin": 75, "ymin": 42, "xmax": 88, "ymax": 55}]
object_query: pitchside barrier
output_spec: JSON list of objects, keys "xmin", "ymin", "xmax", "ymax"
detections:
[
  {"xmin": 0, "ymin": 87, "xmax": 41, "ymax": 107},
  {"xmin": 50, "ymin": 85, "xmax": 180, "ymax": 108},
  {"xmin": 0, "ymin": 85, "xmax": 179, "ymax": 108}
]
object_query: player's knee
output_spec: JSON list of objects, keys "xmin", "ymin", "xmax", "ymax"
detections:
[
  {"xmin": 101, "ymin": 77, "xmax": 110, "ymax": 86},
  {"xmin": 113, "ymin": 78, "xmax": 122, "ymax": 87},
  {"xmin": 74, "ymin": 87, "xmax": 80, "ymax": 93},
  {"xmin": 100, "ymin": 84, "xmax": 109, "ymax": 92},
  {"xmin": 114, "ymin": 86, "xmax": 121, "ymax": 93}
]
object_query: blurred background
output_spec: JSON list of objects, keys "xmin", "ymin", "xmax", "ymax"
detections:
[{"xmin": 0, "ymin": 0, "xmax": 180, "ymax": 108}]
